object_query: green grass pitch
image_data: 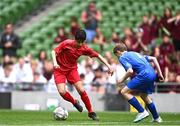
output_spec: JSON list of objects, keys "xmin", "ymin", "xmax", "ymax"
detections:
[{"xmin": 0, "ymin": 110, "xmax": 180, "ymax": 126}]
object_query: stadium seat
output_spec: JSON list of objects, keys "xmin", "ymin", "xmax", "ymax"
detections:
[
  {"xmin": 15, "ymin": 0, "xmax": 179, "ymax": 57},
  {"xmin": 0, "ymin": 0, "xmax": 48, "ymax": 29}
]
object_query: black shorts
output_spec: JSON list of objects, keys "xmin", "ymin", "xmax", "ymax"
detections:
[{"xmin": 173, "ymin": 39, "xmax": 180, "ymax": 51}]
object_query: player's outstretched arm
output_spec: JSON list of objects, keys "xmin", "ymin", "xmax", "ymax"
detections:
[
  {"xmin": 51, "ymin": 50, "xmax": 60, "ymax": 69},
  {"xmin": 97, "ymin": 54, "xmax": 114, "ymax": 75},
  {"xmin": 147, "ymin": 56, "xmax": 164, "ymax": 82}
]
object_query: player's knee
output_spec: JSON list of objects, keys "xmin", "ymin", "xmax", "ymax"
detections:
[
  {"xmin": 121, "ymin": 88, "xmax": 126, "ymax": 95},
  {"xmin": 77, "ymin": 87, "xmax": 85, "ymax": 94},
  {"xmin": 74, "ymin": 82, "xmax": 85, "ymax": 94},
  {"xmin": 145, "ymin": 97, "xmax": 152, "ymax": 104},
  {"xmin": 59, "ymin": 90, "xmax": 66, "ymax": 96},
  {"xmin": 140, "ymin": 95, "xmax": 152, "ymax": 104}
]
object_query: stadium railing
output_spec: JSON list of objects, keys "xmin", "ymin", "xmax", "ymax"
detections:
[{"xmin": 0, "ymin": 82, "xmax": 180, "ymax": 93}]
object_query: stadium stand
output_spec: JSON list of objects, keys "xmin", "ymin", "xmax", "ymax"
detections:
[
  {"xmin": 11, "ymin": 0, "xmax": 180, "ymax": 57},
  {"xmin": 0, "ymin": 0, "xmax": 180, "ymax": 84},
  {"xmin": 0, "ymin": 0, "xmax": 49, "ymax": 29}
]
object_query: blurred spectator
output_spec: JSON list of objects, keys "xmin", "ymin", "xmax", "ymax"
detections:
[
  {"xmin": 38, "ymin": 50, "xmax": 47, "ymax": 73},
  {"xmin": 80, "ymin": 57, "xmax": 99, "ymax": 70},
  {"xmin": 0, "ymin": 24, "xmax": 21, "ymax": 58},
  {"xmin": 33, "ymin": 70, "xmax": 47, "ymax": 84},
  {"xmin": 24, "ymin": 53, "xmax": 34, "ymax": 63},
  {"xmin": 104, "ymin": 51, "xmax": 113, "ymax": 63},
  {"xmin": 30, "ymin": 60, "xmax": 47, "ymax": 83},
  {"xmin": 104, "ymin": 52, "xmax": 119, "ymax": 87},
  {"xmin": 153, "ymin": 47, "xmax": 169, "ymax": 82},
  {"xmin": 2, "ymin": 55, "xmax": 11, "ymax": 64},
  {"xmin": 123, "ymin": 37, "xmax": 134, "ymax": 51},
  {"xmin": 70, "ymin": 16, "xmax": 80, "ymax": 37},
  {"xmin": 92, "ymin": 66, "xmax": 106, "ymax": 94},
  {"xmin": 139, "ymin": 15, "xmax": 151, "ymax": 45},
  {"xmin": 93, "ymin": 28, "xmax": 106, "ymax": 51},
  {"xmin": 135, "ymin": 29, "xmax": 148, "ymax": 52},
  {"xmin": 168, "ymin": 72, "xmax": 176, "ymax": 82},
  {"xmin": 149, "ymin": 13, "xmax": 159, "ymax": 40},
  {"xmin": 169, "ymin": 57, "xmax": 180, "ymax": 75},
  {"xmin": 77, "ymin": 63, "xmax": 86, "ymax": 75},
  {"xmin": 168, "ymin": 72, "xmax": 177, "ymax": 93},
  {"xmin": 159, "ymin": 7, "xmax": 173, "ymax": 35},
  {"xmin": 54, "ymin": 27, "xmax": 68, "ymax": 44},
  {"xmin": 149, "ymin": 13, "xmax": 159, "ymax": 49},
  {"xmin": 122, "ymin": 27, "xmax": 137, "ymax": 51},
  {"xmin": 168, "ymin": 10, "xmax": 180, "ymax": 60},
  {"xmin": 123, "ymin": 28, "xmax": 148, "ymax": 52},
  {"xmin": 176, "ymin": 75, "xmax": 180, "ymax": 82},
  {"xmin": 43, "ymin": 60, "xmax": 53, "ymax": 81},
  {"xmin": 111, "ymin": 31, "xmax": 121, "ymax": 43},
  {"xmin": 81, "ymin": 1, "xmax": 102, "ymax": 42},
  {"xmin": 159, "ymin": 34, "xmax": 175, "ymax": 62},
  {"xmin": 38, "ymin": 50, "xmax": 47, "ymax": 63},
  {"xmin": 80, "ymin": 74, "xmax": 85, "ymax": 83},
  {"xmin": 31, "ymin": 60, "xmax": 40, "ymax": 74},
  {"xmin": 13, "ymin": 58, "xmax": 33, "ymax": 83},
  {"xmin": 106, "ymin": 63, "xmax": 126, "ymax": 93},
  {"xmin": 83, "ymin": 65, "xmax": 94, "ymax": 91},
  {"xmin": 0, "ymin": 62, "xmax": 16, "ymax": 83},
  {"xmin": 93, "ymin": 28, "xmax": 106, "ymax": 44}
]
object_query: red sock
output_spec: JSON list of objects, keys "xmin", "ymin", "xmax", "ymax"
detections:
[
  {"xmin": 61, "ymin": 92, "xmax": 76, "ymax": 105},
  {"xmin": 81, "ymin": 91, "xmax": 93, "ymax": 112}
]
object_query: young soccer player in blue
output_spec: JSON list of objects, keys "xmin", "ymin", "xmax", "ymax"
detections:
[{"xmin": 113, "ymin": 43, "xmax": 164, "ymax": 123}]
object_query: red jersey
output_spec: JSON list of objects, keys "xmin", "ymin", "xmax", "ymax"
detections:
[{"xmin": 54, "ymin": 39, "xmax": 98, "ymax": 71}]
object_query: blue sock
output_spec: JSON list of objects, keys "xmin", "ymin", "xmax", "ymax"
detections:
[
  {"xmin": 128, "ymin": 97, "xmax": 144, "ymax": 113},
  {"xmin": 147, "ymin": 102, "xmax": 159, "ymax": 119}
]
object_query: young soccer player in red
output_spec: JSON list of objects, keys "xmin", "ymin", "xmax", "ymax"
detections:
[{"xmin": 51, "ymin": 29, "xmax": 113, "ymax": 120}]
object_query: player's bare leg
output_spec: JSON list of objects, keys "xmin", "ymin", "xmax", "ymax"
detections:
[
  {"xmin": 56, "ymin": 83, "xmax": 83, "ymax": 112},
  {"xmin": 140, "ymin": 93, "xmax": 162, "ymax": 123},
  {"xmin": 74, "ymin": 81, "xmax": 99, "ymax": 121},
  {"xmin": 121, "ymin": 86, "xmax": 149, "ymax": 122},
  {"xmin": 120, "ymin": 86, "xmax": 134, "ymax": 100},
  {"xmin": 140, "ymin": 93, "xmax": 152, "ymax": 104}
]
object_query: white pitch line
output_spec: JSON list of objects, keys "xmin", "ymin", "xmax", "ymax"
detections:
[{"xmin": 3, "ymin": 121, "xmax": 179, "ymax": 126}]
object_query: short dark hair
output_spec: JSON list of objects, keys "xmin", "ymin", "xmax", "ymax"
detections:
[
  {"xmin": 113, "ymin": 43, "xmax": 127, "ymax": 54},
  {"xmin": 3, "ymin": 61, "xmax": 13, "ymax": 68},
  {"xmin": 75, "ymin": 29, "xmax": 86, "ymax": 42},
  {"xmin": 162, "ymin": 34, "xmax": 170, "ymax": 38}
]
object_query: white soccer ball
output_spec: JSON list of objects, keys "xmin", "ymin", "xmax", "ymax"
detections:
[{"xmin": 53, "ymin": 107, "xmax": 68, "ymax": 120}]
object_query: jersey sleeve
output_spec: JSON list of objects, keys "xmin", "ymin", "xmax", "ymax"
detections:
[
  {"xmin": 83, "ymin": 46, "xmax": 99, "ymax": 58},
  {"xmin": 119, "ymin": 57, "xmax": 132, "ymax": 71},
  {"xmin": 144, "ymin": 55, "xmax": 150, "ymax": 62}
]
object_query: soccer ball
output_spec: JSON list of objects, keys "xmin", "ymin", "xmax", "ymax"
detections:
[{"xmin": 53, "ymin": 107, "xmax": 68, "ymax": 120}]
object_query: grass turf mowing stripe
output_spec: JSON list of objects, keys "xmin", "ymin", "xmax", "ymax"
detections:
[{"xmin": 0, "ymin": 110, "xmax": 180, "ymax": 126}]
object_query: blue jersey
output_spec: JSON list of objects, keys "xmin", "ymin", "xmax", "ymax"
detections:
[
  {"xmin": 119, "ymin": 51, "xmax": 153, "ymax": 74},
  {"xmin": 119, "ymin": 51, "xmax": 157, "ymax": 94}
]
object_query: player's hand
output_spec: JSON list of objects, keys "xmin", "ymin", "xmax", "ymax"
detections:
[
  {"xmin": 108, "ymin": 67, "xmax": 114, "ymax": 76},
  {"xmin": 53, "ymin": 64, "xmax": 60, "ymax": 69},
  {"xmin": 159, "ymin": 74, "xmax": 164, "ymax": 82},
  {"xmin": 117, "ymin": 82, "xmax": 125, "ymax": 91},
  {"xmin": 117, "ymin": 78, "xmax": 124, "ymax": 84}
]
